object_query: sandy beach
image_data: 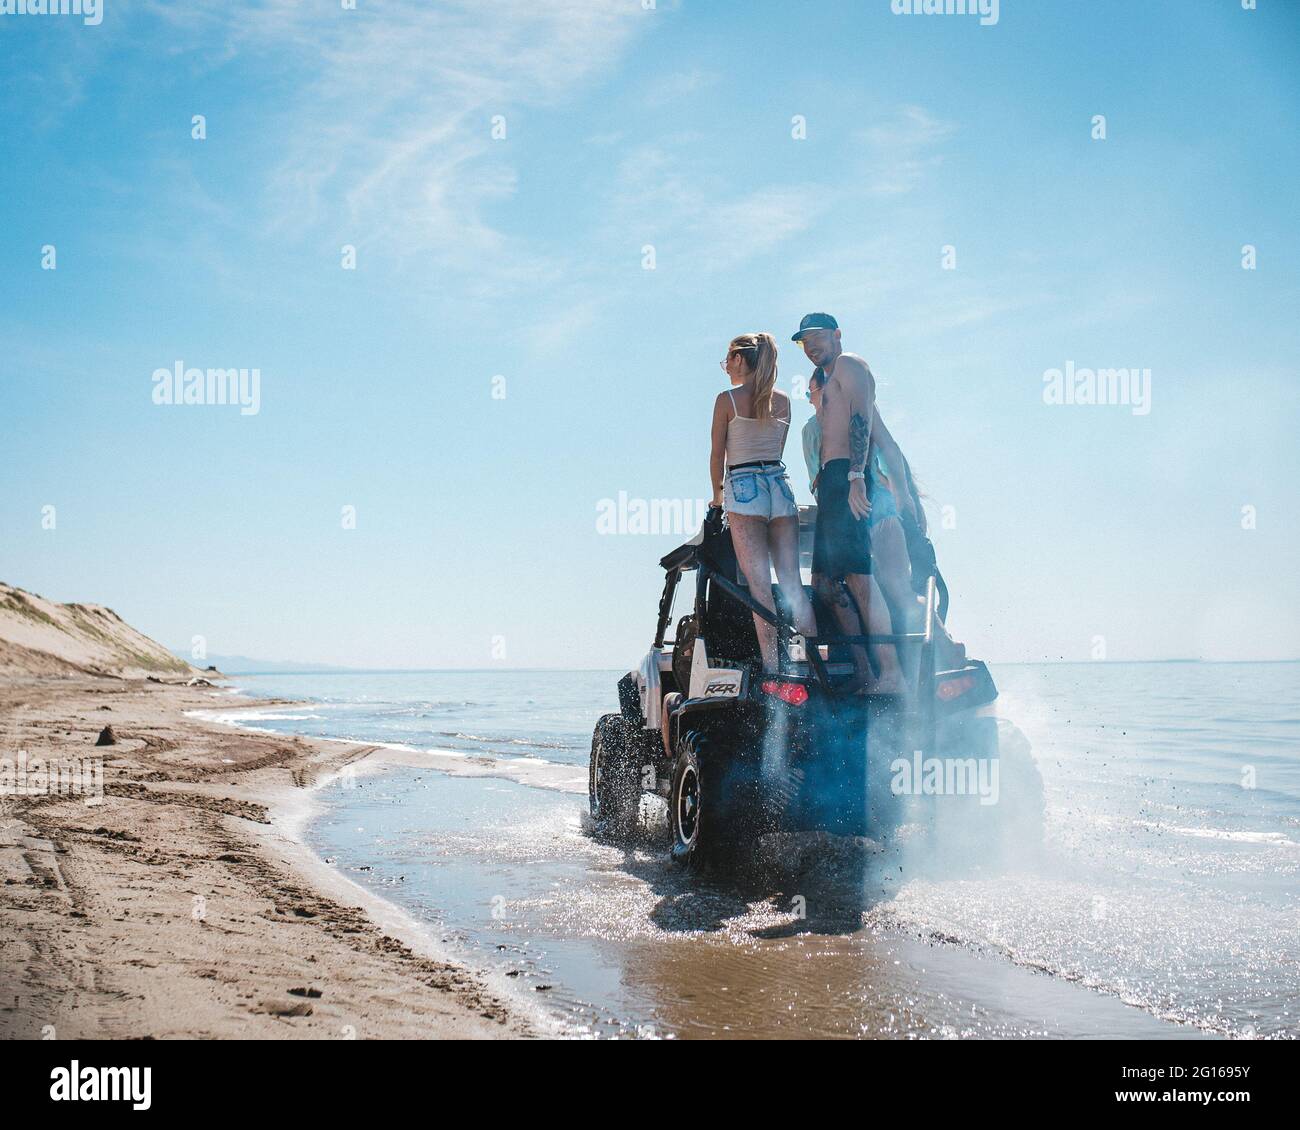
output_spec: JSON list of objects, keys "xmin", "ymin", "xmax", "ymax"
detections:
[
  {"xmin": 2, "ymin": 584, "xmax": 1293, "ymax": 1042},
  {"xmin": 0, "ymin": 673, "xmax": 531, "ymax": 1040}
]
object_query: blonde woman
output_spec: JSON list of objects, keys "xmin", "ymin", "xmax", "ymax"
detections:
[{"xmin": 709, "ymin": 333, "xmax": 817, "ymax": 673}]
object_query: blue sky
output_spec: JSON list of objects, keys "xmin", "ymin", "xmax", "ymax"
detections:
[{"xmin": 1, "ymin": 0, "xmax": 1297, "ymax": 668}]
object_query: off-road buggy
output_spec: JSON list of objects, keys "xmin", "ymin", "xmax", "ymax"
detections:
[{"xmin": 589, "ymin": 505, "xmax": 1021, "ymax": 868}]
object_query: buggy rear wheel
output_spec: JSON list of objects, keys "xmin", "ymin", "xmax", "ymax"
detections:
[
  {"xmin": 589, "ymin": 713, "xmax": 640, "ymax": 837},
  {"xmin": 670, "ymin": 729, "xmax": 723, "ymax": 868}
]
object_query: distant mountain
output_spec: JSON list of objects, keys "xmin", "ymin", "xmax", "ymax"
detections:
[
  {"xmin": 170, "ymin": 652, "xmax": 348, "ymax": 675},
  {"xmin": 0, "ymin": 583, "xmax": 200, "ymax": 679}
]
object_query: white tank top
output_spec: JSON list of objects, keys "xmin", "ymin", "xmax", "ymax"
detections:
[{"xmin": 725, "ymin": 389, "xmax": 790, "ymax": 465}]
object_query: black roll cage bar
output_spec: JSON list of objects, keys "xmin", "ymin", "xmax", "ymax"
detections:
[{"xmin": 652, "ymin": 526, "xmax": 939, "ymax": 719}]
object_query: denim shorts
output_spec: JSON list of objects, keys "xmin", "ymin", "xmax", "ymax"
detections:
[
  {"xmin": 724, "ymin": 463, "xmax": 798, "ymax": 521},
  {"xmin": 868, "ymin": 481, "xmax": 899, "ymax": 528}
]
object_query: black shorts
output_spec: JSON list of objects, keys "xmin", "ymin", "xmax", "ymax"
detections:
[{"xmin": 813, "ymin": 459, "xmax": 872, "ymax": 578}]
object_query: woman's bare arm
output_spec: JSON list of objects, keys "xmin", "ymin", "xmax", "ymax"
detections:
[
  {"xmin": 709, "ymin": 392, "xmax": 730, "ymax": 507},
  {"xmin": 871, "ymin": 410, "xmax": 916, "ymax": 520}
]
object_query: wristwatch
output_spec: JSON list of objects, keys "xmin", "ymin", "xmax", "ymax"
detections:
[{"xmin": 847, "ymin": 470, "xmax": 866, "ymax": 481}]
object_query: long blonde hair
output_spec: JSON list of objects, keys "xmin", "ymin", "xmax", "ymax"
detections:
[{"xmin": 728, "ymin": 332, "xmax": 779, "ymax": 420}]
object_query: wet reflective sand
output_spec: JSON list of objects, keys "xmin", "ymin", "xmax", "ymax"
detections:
[{"xmin": 308, "ymin": 770, "xmax": 1210, "ymax": 1039}]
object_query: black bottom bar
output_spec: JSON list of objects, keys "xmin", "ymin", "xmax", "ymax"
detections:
[{"xmin": 2, "ymin": 1037, "xmax": 1290, "ymax": 1115}]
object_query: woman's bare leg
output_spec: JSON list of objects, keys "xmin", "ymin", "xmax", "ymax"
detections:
[
  {"xmin": 870, "ymin": 515, "xmax": 921, "ymax": 684},
  {"xmin": 768, "ymin": 516, "xmax": 817, "ymax": 637},
  {"xmin": 727, "ymin": 513, "xmax": 779, "ymax": 672}
]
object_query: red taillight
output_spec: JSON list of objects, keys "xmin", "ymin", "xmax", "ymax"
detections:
[
  {"xmin": 936, "ymin": 673, "xmax": 976, "ymax": 701},
  {"xmin": 761, "ymin": 680, "xmax": 809, "ymax": 706}
]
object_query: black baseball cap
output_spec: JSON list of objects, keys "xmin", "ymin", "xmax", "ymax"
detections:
[{"xmin": 792, "ymin": 312, "xmax": 838, "ymax": 341}]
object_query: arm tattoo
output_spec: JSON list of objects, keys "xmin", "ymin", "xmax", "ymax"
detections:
[{"xmin": 849, "ymin": 412, "xmax": 869, "ymax": 472}]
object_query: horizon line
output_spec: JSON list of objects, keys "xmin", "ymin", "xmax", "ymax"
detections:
[{"xmin": 207, "ymin": 657, "xmax": 1300, "ymax": 676}]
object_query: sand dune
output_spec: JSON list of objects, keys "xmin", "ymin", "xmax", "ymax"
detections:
[{"xmin": 0, "ymin": 583, "xmax": 198, "ymax": 680}]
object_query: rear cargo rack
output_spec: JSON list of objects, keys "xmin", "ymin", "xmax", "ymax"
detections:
[{"xmin": 702, "ymin": 568, "xmax": 939, "ymax": 704}]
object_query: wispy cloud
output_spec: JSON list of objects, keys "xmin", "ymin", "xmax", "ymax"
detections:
[
  {"xmin": 145, "ymin": 0, "xmax": 648, "ymax": 281},
  {"xmin": 601, "ymin": 103, "xmax": 957, "ymax": 280},
  {"xmin": 640, "ymin": 68, "xmax": 720, "ymax": 107},
  {"xmin": 858, "ymin": 104, "xmax": 956, "ymax": 196},
  {"xmin": 610, "ymin": 142, "xmax": 832, "ymax": 275}
]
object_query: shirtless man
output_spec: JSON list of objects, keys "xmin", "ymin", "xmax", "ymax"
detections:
[
  {"xmin": 792, "ymin": 312, "xmax": 906, "ymax": 695},
  {"xmin": 806, "ymin": 369, "xmax": 919, "ymax": 689}
]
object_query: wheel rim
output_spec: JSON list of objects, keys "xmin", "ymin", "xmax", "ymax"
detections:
[
  {"xmin": 676, "ymin": 763, "xmax": 700, "ymax": 847},
  {"xmin": 592, "ymin": 737, "xmax": 605, "ymax": 814}
]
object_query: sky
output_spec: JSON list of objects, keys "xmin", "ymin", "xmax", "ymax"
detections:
[{"xmin": 1, "ymin": 0, "xmax": 1298, "ymax": 669}]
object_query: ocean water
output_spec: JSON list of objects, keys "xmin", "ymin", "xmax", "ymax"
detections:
[
  {"xmin": 207, "ymin": 669, "xmax": 609, "ymax": 768},
  {"xmin": 201, "ymin": 662, "xmax": 1300, "ymax": 1039}
]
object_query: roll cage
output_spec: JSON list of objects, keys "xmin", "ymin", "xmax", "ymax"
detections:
[{"xmin": 654, "ymin": 505, "xmax": 942, "ymax": 722}]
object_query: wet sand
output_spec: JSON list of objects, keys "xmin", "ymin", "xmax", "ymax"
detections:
[
  {"xmin": 0, "ymin": 675, "xmax": 532, "ymax": 1039},
  {"xmin": 305, "ymin": 761, "xmax": 1213, "ymax": 1039}
]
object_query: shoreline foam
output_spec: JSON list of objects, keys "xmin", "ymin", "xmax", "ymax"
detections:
[{"xmin": 0, "ymin": 673, "xmax": 534, "ymax": 1040}]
